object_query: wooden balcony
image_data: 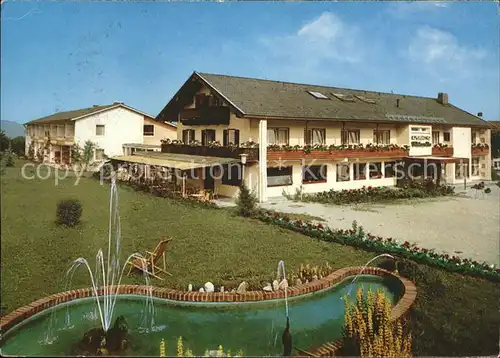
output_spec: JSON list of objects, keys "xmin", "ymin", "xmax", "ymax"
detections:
[
  {"xmin": 161, "ymin": 143, "xmax": 258, "ymax": 161},
  {"xmin": 431, "ymin": 147, "xmax": 454, "ymax": 157},
  {"xmin": 267, "ymin": 148, "xmax": 409, "ymax": 161},
  {"xmin": 180, "ymin": 106, "xmax": 230, "ymax": 125}
]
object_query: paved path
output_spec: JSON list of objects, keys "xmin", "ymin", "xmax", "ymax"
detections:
[{"xmin": 260, "ymin": 185, "xmax": 500, "ymax": 266}]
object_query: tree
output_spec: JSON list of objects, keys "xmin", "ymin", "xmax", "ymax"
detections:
[
  {"xmin": 236, "ymin": 181, "xmax": 258, "ymax": 217},
  {"xmin": 10, "ymin": 136, "xmax": 25, "ymax": 156},
  {"xmin": 82, "ymin": 140, "xmax": 96, "ymax": 169},
  {"xmin": 71, "ymin": 143, "xmax": 82, "ymax": 164},
  {"xmin": 5, "ymin": 143, "xmax": 15, "ymax": 167},
  {"xmin": 0, "ymin": 130, "xmax": 9, "ymax": 152}
]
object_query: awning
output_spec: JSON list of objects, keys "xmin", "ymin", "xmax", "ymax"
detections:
[
  {"xmin": 404, "ymin": 156, "xmax": 468, "ymax": 164},
  {"xmin": 111, "ymin": 151, "xmax": 239, "ymax": 170}
]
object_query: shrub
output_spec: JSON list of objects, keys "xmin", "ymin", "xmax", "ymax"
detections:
[
  {"xmin": 56, "ymin": 199, "xmax": 83, "ymax": 227},
  {"xmin": 339, "ymin": 287, "xmax": 412, "ymax": 357},
  {"xmin": 5, "ymin": 152, "xmax": 15, "ymax": 167},
  {"xmin": 236, "ymin": 181, "xmax": 257, "ymax": 217}
]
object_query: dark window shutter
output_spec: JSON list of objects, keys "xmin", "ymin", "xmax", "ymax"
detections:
[
  {"xmin": 182, "ymin": 130, "xmax": 188, "ymax": 143},
  {"xmin": 223, "ymin": 130, "xmax": 228, "ymax": 146},
  {"xmin": 190, "ymin": 129, "xmax": 195, "ymax": 142},
  {"xmin": 201, "ymin": 130, "xmax": 206, "ymax": 145},
  {"xmin": 234, "ymin": 129, "xmax": 240, "ymax": 146}
]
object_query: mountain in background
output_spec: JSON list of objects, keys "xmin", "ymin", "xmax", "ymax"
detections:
[{"xmin": 1, "ymin": 120, "xmax": 25, "ymax": 138}]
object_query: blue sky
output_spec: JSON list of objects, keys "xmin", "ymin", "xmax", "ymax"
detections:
[{"xmin": 1, "ymin": 1, "xmax": 499, "ymax": 124}]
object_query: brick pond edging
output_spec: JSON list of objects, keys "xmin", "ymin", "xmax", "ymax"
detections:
[{"xmin": 0, "ymin": 266, "xmax": 416, "ymax": 352}]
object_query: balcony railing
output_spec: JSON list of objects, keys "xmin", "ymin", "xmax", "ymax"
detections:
[
  {"xmin": 161, "ymin": 143, "xmax": 258, "ymax": 161},
  {"xmin": 180, "ymin": 106, "xmax": 230, "ymax": 125},
  {"xmin": 161, "ymin": 143, "xmax": 410, "ymax": 162}
]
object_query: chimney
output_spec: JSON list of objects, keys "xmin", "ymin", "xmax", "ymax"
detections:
[
  {"xmin": 477, "ymin": 112, "xmax": 483, "ymax": 118},
  {"xmin": 396, "ymin": 99, "xmax": 400, "ymax": 108},
  {"xmin": 113, "ymin": 101, "xmax": 124, "ymax": 105},
  {"xmin": 437, "ymin": 92, "xmax": 449, "ymax": 105}
]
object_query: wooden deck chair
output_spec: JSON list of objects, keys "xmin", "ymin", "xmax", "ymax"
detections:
[{"xmin": 127, "ymin": 238, "xmax": 173, "ymax": 280}]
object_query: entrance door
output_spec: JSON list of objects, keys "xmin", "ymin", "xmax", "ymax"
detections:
[{"xmin": 204, "ymin": 167, "xmax": 215, "ymax": 191}]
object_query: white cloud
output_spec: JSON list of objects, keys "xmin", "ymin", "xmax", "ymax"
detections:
[
  {"xmin": 261, "ymin": 12, "xmax": 362, "ymax": 65},
  {"xmin": 387, "ymin": 2, "xmax": 450, "ymax": 18},
  {"xmin": 408, "ymin": 26, "xmax": 486, "ymax": 66}
]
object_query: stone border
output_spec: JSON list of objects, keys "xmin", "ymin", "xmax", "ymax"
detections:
[{"xmin": 0, "ymin": 266, "xmax": 416, "ymax": 351}]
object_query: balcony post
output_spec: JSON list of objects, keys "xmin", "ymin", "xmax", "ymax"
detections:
[{"xmin": 258, "ymin": 119, "xmax": 268, "ymax": 202}]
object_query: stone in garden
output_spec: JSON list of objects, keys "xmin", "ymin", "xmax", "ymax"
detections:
[
  {"xmin": 231, "ymin": 289, "xmax": 236, "ymax": 293},
  {"xmin": 278, "ymin": 279, "xmax": 288, "ymax": 290},
  {"xmin": 296, "ymin": 278, "xmax": 302, "ymax": 286},
  {"xmin": 199, "ymin": 288, "xmax": 205, "ymax": 292},
  {"xmin": 188, "ymin": 284, "xmax": 193, "ymax": 292},
  {"xmin": 312, "ymin": 274, "xmax": 318, "ymax": 281},
  {"xmin": 204, "ymin": 282, "xmax": 214, "ymax": 293},
  {"xmin": 220, "ymin": 286, "xmax": 224, "ymax": 293},
  {"xmin": 272, "ymin": 280, "xmax": 279, "ymax": 291},
  {"xmin": 305, "ymin": 279, "xmax": 309, "ymax": 284},
  {"xmin": 236, "ymin": 281, "xmax": 248, "ymax": 294},
  {"xmin": 263, "ymin": 283, "xmax": 273, "ymax": 292}
]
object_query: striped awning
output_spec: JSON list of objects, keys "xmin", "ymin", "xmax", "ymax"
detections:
[{"xmin": 111, "ymin": 152, "xmax": 239, "ymax": 170}]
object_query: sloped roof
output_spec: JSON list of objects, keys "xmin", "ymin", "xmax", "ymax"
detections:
[
  {"xmin": 193, "ymin": 72, "xmax": 489, "ymax": 127},
  {"xmin": 26, "ymin": 103, "xmax": 155, "ymax": 125}
]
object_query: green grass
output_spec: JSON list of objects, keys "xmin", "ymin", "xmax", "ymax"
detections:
[
  {"xmin": 0, "ymin": 162, "xmax": 371, "ymax": 314},
  {"xmin": 1, "ymin": 161, "xmax": 499, "ymax": 355}
]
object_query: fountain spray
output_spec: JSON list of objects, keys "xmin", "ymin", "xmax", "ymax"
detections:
[{"xmin": 277, "ymin": 260, "xmax": 292, "ymax": 357}]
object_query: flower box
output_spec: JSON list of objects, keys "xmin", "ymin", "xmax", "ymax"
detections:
[
  {"xmin": 432, "ymin": 147, "xmax": 454, "ymax": 157},
  {"xmin": 266, "ymin": 149, "xmax": 409, "ymax": 161},
  {"xmin": 471, "ymin": 148, "xmax": 489, "ymax": 156}
]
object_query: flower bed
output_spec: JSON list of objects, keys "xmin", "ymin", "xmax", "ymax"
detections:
[
  {"xmin": 287, "ymin": 180, "xmax": 455, "ymax": 205},
  {"xmin": 254, "ymin": 210, "xmax": 500, "ymax": 282}
]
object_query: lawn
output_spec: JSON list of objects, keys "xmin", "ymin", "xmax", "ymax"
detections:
[{"xmin": 1, "ymin": 161, "xmax": 499, "ymax": 356}]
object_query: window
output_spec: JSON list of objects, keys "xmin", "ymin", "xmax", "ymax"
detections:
[
  {"xmin": 331, "ymin": 93, "xmax": 355, "ymax": 102},
  {"xmin": 201, "ymin": 129, "xmax": 216, "ymax": 145},
  {"xmin": 223, "ymin": 129, "xmax": 240, "ymax": 146},
  {"xmin": 341, "ymin": 130, "xmax": 360, "ymax": 145},
  {"xmin": 208, "ymin": 95, "xmax": 222, "ymax": 107},
  {"xmin": 182, "ymin": 129, "xmax": 195, "ymax": 144},
  {"xmin": 57, "ymin": 125, "xmax": 64, "ymax": 138},
  {"xmin": 302, "ymin": 165, "xmax": 327, "ymax": 184},
  {"xmin": 267, "ymin": 166, "xmax": 293, "ymax": 187},
  {"xmin": 373, "ymin": 130, "xmax": 390, "ymax": 144},
  {"xmin": 305, "ymin": 128, "xmax": 326, "ymax": 145},
  {"xmin": 354, "ymin": 95, "xmax": 376, "ymax": 104},
  {"xmin": 195, "ymin": 94, "xmax": 208, "ymax": 108},
  {"xmin": 384, "ymin": 161, "xmax": 396, "ymax": 178},
  {"xmin": 369, "ymin": 162, "xmax": 382, "ymax": 179},
  {"xmin": 222, "ymin": 163, "xmax": 242, "ymax": 186},
  {"xmin": 443, "ymin": 132, "xmax": 451, "ymax": 142},
  {"xmin": 455, "ymin": 162, "xmax": 469, "ymax": 179},
  {"xmin": 307, "ymin": 91, "xmax": 329, "ymax": 99},
  {"xmin": 96, "ymin": 125, "xmax": 105, "ymax": 136},
  {"xmin": 143, "ymin": 125, "xmax": 154, "ymax": 136},
  {"xmin": 95, "ymin": 149, "xmax": 105, "ymax": 160},
  {"xmin": 471, "ymin": 157, "xmax": 480, "ymax": 176},
  {"xmin": 354, "ymin": 163, "xmax": 367, "ymax": 180},
  {"xmin": 336, "ymin": 164, "xmax": 350, "ymax": 182},
  {"xmin": 471, "ymin": 131, "xmax": 477, "ymax": 144},
  {"xmin": 432, "ymin": 131, "xmax": 440, "ymax": 144},
  {"xmin": 267, "ymin": 128, "xmax": 289, "ymax": 145}
]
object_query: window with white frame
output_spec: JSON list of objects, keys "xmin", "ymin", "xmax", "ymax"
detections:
[
  {"xmin": 336, "ymin": 163, "xmax": 350, "ymax": 182},
  {"xmin": 354, "ymin": 163, "xmax": 367, "ymax": 180},
  {"xmin": 267, "ymin": 128, "xmax": 289, "ymax": 145},
  {"xmin": 305, "ymin": 128, "xmax": 326, "ymax": 145},
  {"xmin": 471, "ymin": 157, "xmax": 480, "ymax": 176},
  {"xmin": 182, "ymin": 129, "xmax": 195, "ymax": 144},
  {"xmin": 96, "ymin": 125, "xmax": 105, "ymax": 136},
  {"xmin": 302, "ymin": 165, "xmax": 327, "ymax": 183},
  {"xmin": 373, "ymin": 130, "xmax": 390, "ymax": 144},
  {"xmin": 341, "ymin": 129, "xmax": 360, "ymax": 145},
  {"xmin": 432, "ymin": 131, "xmax": 440, "ymax": 144},
  {"xmin": 443, "ymin": 132, "xmax": 451, "ymax": 142},
  {"xmin": 267, "ymin": 166, "xmax": 293, "ymax": 186}
]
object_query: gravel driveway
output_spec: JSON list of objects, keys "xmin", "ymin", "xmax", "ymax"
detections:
[{"xmin": 260, "ymin": 185, "xmax": 500, "ymax": 266}]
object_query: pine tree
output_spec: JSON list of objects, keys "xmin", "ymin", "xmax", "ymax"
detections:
[{"xmin": 236, "ymin": 181, "xmax": 258, "ymax": 217}]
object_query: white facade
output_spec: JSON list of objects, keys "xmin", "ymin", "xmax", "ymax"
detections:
[{"xmin": 74, "ymin": 107, "xmax": 144, "ymax": 158}]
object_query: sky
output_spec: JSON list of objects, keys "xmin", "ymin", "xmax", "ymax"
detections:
[{"xmin": 1, "ymin": 1, "xmax": 499, "ymax": 124}]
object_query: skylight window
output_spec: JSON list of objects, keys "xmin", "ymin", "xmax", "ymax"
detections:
[
  {"xmin": 355, "ymin": 95, "xmax": 376, "ymax": 104},
  {"xmin": 331, "ymin": 93, "xmax": 355, "ymax": 102},
  {"xmin": 307, "ymin": 91, "xmax": 329, "ymax": 99}
]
